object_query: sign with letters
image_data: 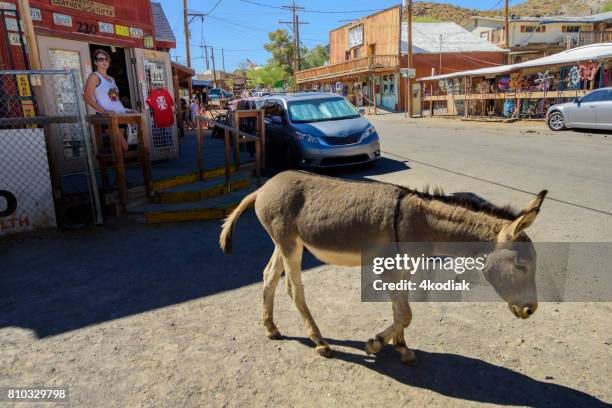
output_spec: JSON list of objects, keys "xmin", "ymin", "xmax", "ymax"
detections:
[
  {"xmin": 30, "ymin": 7, "xmax": 42, "ymax": 21},
  {"xmin": 115, "ymin": 24, "xmax": 129, "ymax": 37},
  {"xmin": 98, "ymin": 21, "xmax": 114, "ymax": 33},
  {"xmin": 53, "ymin": 13, "xmax": 73, "ymax": 27},
  {"xmin": 51, "ymin": 0, "xmax": 115, "ymax": 17},
  {"xmin": 130, "ymin": 27, "xmax": 143, "ymax": 38}
]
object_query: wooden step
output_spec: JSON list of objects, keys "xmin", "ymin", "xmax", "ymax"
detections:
[
  {"xmin": 128, "ymin": 185, "xmax": 258, "ymax": 224},
  {"xmin": 153, "ymin": 173, "xmax": 251, "ymax": 204},
  {"xmin": 151, "ymin": 164, "xmax": 239, "ymax": 191}
]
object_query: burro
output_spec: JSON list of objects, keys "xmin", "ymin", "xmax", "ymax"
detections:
[{"xmin": 220, "ymin": 170, "xmax": 547, "ymax": 364}]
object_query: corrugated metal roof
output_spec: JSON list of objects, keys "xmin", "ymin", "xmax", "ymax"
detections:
[
  {"xmin": 151, "ymin": 2, "xmax": 176, "ymax": 43},
  {"xmin": 418, "ymin": 43, "xmax": 612, "ymax": 81},
  {"xmin": 468, "ymin": 11, "xmax": 612, "ymax": 24},
  {"xmin": 401, "ymin": 22, "xmax": 506, "ymax": 54}
]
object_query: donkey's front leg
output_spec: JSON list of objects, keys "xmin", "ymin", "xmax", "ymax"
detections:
[
  {"xmin": 262, "ymin": 246, "xmax": 284, "ymax": 340},
  {"xmin": 280, "ymin": 241, "xmax": 331, "ymax": 357},
  {"xmin": 365, "ymin": 293, "xmax": 414, "ymax": 362}
]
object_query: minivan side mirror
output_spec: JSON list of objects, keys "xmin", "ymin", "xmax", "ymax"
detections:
[
  {"xmin": 574, "ymin": 97, "xmax": 581, "ymax": 105},
  {"xmin": 358, "ymin": 108, "xmax": 366, "ymax": 116},
  {"xmin": 271, "ymin": 115, "xmax": 283, "ymax": 125}
]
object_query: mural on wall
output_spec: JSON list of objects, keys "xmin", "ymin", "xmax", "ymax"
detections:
[
  {"xmin": 497, "ymin": 76, "xmax": 510, "ymax": 92},
  {"xmin": 502, "ymin": 99, "xmax": 516, "ymax": 117},
  {"xmin": 567, "ymin": 65, "xmax": 581, "ymax": 89},
  {"xmin": 579, "ymin": 63, "xmax": 599, "ymax": 81},
  {"xmin": 534, "ymin": 70, "xmax": 554, "ymax": 92}
]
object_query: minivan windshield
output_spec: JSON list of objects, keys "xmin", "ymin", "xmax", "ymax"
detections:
[{"xmin": 288, "ymin": 98, "xmax": 360, "ymax": 123}]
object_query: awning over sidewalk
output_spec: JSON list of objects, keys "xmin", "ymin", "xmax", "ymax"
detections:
[{"xmin": 418, "ymin": 43, "xmax": 612, "ymax": 81}]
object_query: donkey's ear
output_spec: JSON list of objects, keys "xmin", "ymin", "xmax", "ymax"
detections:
[{"xmin": 503, "ymin": 190, "xmax": 547, "ymax": 239}]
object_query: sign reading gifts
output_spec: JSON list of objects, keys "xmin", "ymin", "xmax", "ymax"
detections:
[{"xmin": 51, "ymin": 0, "xmax": 115, "ymax": 17}]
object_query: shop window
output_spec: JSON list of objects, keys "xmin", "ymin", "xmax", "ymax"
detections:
[
  {"xmin": 353, "ymin": 47, "xmax": 361, "ymax": 59},
  {"xmin": 521, "ymin": 25, "xmax": 546, "ymax": 33},
  {"xmin": 562, "ymin": 25, "xmax": 582, "ymax": 33},
  {"xmin": 388, "ymin": 74, "xmax": 395, "ymax": 95}
]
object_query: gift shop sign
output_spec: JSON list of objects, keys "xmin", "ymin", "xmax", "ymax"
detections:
[{"xmin": 51, "ymin": 0, "xmax": 115, "ymax": 17}]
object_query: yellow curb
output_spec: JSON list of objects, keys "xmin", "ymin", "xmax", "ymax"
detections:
[
  {"xmin": 152, "ymin": 165, "xmax": 238, "ymax": 191},
  {"xmin": 155, "ymin": 178, "xmax": 250, "ymax": 204}
]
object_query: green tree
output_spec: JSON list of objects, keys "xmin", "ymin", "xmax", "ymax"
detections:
[
  {"xmin": 264, "ymin": 29, "xmax": 295, "ymax": 77},
  {"xmin": 603, "ymin": 1, "xmax": 612, "ymax": 12},
  {"xmin": 301, "ymin": 45, "xmax": 329, "ymax": 70},
  {"xmin": 246, "ymin": 63, "xmax": 287, "ymax": 88}
]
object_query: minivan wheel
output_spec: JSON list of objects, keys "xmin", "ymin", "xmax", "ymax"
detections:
[{"xmin": 548, "ymin": 112, "xmax": 565, "ymax": 131}]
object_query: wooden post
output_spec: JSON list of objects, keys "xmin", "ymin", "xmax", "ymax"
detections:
[
  {"xmin": 137, "ymin": 114, "xmax": 153, "ymax": 197},
  {"xmin": 255, "ymin": 134, "xmax": 261, "ymax": 187},
  {"xmin": 232, "ymin": 112, "xmax": 240, "ymax": 171},
  {"xmin": 110, "ymin": 116, "xmax": 127, "ymax": 213},
  {"xmin": 196, "ymin": 115, "xmax": 203, "ymax": 179},
  {"xmin": 17, "ymin": 0, "xmax": 41, "ymax": 69},
  {"xmin": 257, "ymin": 110, "xmax": 265, "ymax": 168},
  {"xmin": 464, "ymin": 76, "xmax": 469, "ymax": 118},
  {"xmin": 224, "ymin": 128, "xmax": 231, "ymax": 191}
]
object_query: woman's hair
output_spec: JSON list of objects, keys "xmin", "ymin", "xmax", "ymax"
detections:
[{"xmin": 93, "ymin": 49, "xmax": 111, "ymax": 61}]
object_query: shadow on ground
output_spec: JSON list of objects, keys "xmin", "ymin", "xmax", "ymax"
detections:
[
  {"xmin": 283, "ymin": 336, "xmax": 608, "ymax": 407},
  {"xmin": 0, "ymin": 213, "xmax": 321, "ymax": 338}
]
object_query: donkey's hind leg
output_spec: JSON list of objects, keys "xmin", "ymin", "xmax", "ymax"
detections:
[
  {"xmin": 280, "ymin": 239, "xmax": 331, "ymax": 357},
  {"xmin": 263, "ymin": 246, "xmax": 284, "ymax": 340}
]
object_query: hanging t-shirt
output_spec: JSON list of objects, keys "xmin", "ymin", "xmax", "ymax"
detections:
[{"xmin": 146, "ymin": 88, "xmax": 175, "ymax": 128}]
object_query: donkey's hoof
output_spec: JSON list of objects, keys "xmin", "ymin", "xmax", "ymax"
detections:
[
  {"xmin": 267, "ymin": 329, "xmax": 282, "ymax": 340},
  {"xmin": 316, "ymin": 344, "xmax": 333, "ymax": 358},
  {"xmin": 397, "ymin": 347, "xmax": 417, "ymax": 365},
  {"xmin": 365, "ymin": 338, "xmax": 383, "ymax": 355}
]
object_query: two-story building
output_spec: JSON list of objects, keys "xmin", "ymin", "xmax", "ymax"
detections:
[
  {"xmin": 463, "ymin": 12, "xmax": 612, "ymax": 63},
  {"xmin": 295, "ymin": 4, "xmax": 507, "ymax": 113}
]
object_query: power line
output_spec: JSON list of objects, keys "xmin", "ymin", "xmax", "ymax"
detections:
[
  {"xmin": 206, "ymin": 0, "xmax": 223, "ymax": 15},
  {"xmin": 239, "ymin": 0, "xmax": 387, "ymax": 14}
]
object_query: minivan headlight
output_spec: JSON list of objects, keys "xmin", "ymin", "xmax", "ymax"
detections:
[
  {"xmin": 362, "ymin": 125, "xmax": 376, "ymax": 139},
  {"xmin": 295, "ymin": 131, "xmax": 319, "ymax": 144}
]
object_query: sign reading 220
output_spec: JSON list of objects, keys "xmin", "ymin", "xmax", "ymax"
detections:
[{"xmin": 76, "ymin": 22, "xmax": 98, "ymax": 35}]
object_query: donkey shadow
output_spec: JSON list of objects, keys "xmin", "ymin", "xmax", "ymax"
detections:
[{"xmin": 282, "ymin": 336, "xmax": 608, "ymax": 408}]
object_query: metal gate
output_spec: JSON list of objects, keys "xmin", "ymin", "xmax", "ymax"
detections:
[
  {"xmin": 0, "ymin": 70, "xmax": 102, "ymax": 232},
  {"xmin": 134, "ymin": 49, "xmax": 178, "ymax": 161}
]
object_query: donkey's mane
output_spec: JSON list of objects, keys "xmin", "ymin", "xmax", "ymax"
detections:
[{"xmin": 402, "ymin": 184, "xmax": 520, "ymax": 221}]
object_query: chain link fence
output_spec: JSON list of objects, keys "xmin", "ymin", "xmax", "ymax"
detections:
[{"xmin": 0, "ymin": 69, "xmax": 101, "ymax": 235}]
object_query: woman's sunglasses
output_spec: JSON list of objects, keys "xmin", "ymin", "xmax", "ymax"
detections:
[{"xmin": 95, "ymin": 57, "xmax": 109, "ymax": 62}]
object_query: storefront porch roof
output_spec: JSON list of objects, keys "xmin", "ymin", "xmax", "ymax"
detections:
[{"xmin": 418, "ymin": 43, "xmax": 612, "ymax": 81}]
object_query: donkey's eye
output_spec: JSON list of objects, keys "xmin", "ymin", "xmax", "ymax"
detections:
[{"xmin": 515, "ymin": 264, "xmax": 528, "ymax": 273}]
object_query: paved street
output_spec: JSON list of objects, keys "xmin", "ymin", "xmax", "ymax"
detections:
[
  {"xmin": 351, "ymin": 115, "xmax": 612, "ymax": 241},
  {"xmin": 2, "ymin": 117, "xmax": 611, "ymax": 407}
]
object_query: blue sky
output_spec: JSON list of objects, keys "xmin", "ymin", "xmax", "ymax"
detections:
[{"xmin": 158, "ymin": 0, "xmax": 524, "ymax": 72}]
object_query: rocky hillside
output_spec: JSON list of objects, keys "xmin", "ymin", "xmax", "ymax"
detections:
[{"xmin": 409, "ymin": 0, "xmax": 608, "ymax": 26}]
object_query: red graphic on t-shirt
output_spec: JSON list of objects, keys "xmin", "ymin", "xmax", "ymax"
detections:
[{"xmin": 146, "ymin": 88, "xmax": 175, "ymax": 128}]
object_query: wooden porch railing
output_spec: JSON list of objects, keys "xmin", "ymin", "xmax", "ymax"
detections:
[
  {"xmin": 578, "ymin": 31, "xmax": 612, "ymax": 46},
  {"xmin": 196, "ymin": 111, "xmax": 264, "ymax": 190},
  {"xmin": 296, "ymin": 55, "xmax": 400, "ymax": 83}
]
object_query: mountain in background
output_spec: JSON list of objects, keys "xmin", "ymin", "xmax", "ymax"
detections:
[{"xmin": 410, "ymin": 0, "xmax": 611, "ymax": 25}]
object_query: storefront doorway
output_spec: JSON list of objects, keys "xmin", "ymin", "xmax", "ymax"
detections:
[{"xmin": 88, "ymin": 44, "xmax": 134, "ymax": 110}]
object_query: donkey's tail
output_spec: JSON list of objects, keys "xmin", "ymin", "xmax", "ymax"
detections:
[{"xmin": 219, "ymin": 190, "xmax": 258, "ymax": 254}]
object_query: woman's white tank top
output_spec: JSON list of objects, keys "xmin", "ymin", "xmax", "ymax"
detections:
[{"xmin": 93, "ymin": 72, "xmax": 126, "ymax": 114}]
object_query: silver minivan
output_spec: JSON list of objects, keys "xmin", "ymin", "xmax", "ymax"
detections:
[
  {"xmin": 262, "ymin": 93, "xmax": 381, "ymax": 168},
  {"xmin": 547, "ymin": 87, "xmax": 612, "ymax": 131}
]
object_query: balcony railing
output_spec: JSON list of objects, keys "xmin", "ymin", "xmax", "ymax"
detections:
[
  {"xmin": 578, "ymin": 31, "xmax": 612, "ymax": 46},
  {"xmin": 296, "ymin": 55, "xmax": 399, "ymax": 83}
]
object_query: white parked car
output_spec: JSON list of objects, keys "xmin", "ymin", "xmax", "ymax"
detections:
[{"xmin": 546, "ymin": 87, "xmax": 612, "ymax": 131}]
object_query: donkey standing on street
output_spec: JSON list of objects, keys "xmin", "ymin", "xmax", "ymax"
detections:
[{"xmin": 220, "ymin": 170, "xmax": 547, "ymax": 363}]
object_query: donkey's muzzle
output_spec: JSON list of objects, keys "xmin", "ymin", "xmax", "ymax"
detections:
[{"xmin": 509, "ymin": 303, "xmax": 538, "ymax": 319}]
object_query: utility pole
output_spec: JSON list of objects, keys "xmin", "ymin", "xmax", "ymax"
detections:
[
  {"xmin": 406, "ymin": 0, "xmax": 413, "ymax": 118},
  {"xmin": 222, "ymin": 48, "xmax": 225, "ymax": 73},
  {"xmin": 204, "ymin": 45, "xmax": 209, "ymax": 70},
  {"xmin": 211, "ymin": 47, "xmax": 217, "ymax": 88},
  {"xmin": 504, "ymin": 0, "xmax": 509, "ymax": 49},
  {"xmin": 280, "ymin": 1, "xmax": 306, "ymax": 91},
  {"xmin": 183, "ymin": 0, "xmax": 190, "ymax": 67}
]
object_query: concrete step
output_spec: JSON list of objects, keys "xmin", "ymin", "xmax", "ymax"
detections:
[
  {"xmin": 129, "ymin": 185, "xmax": 258, "ymax": 224},
  {"xmin": 154, "ymin": 172, "xmax": 251, "ymax": 204}
]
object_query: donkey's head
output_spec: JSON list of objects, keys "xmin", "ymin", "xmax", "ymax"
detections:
[{"xmin": 482, "ymin": 190, "xmax": 547, "ymax": 319}]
